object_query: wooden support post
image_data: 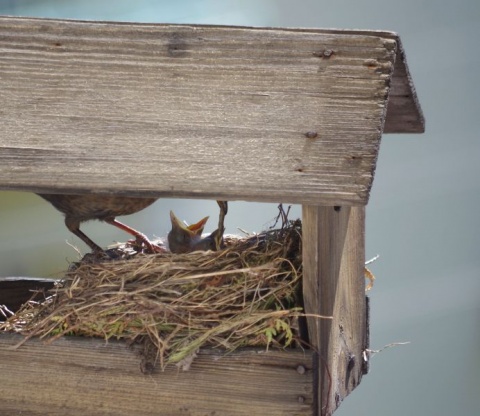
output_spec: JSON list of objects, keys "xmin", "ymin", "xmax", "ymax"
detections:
[{"xmin": 302, "ymin": 206, "xmax": 366, "ymax": 415}]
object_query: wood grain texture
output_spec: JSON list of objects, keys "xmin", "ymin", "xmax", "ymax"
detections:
[
  {"xmin": 0, "ymin": 16, "xmax": 418, "ymax": 205},
  {"xmin": 0, "ymin": 333, "xmax": 314, "ymax": 415},
  {"xmin": 383, "ymin": 37, "xmax": 425, "ymax": 134},
  {"xmin": 302, "ymin": 206, "xmax": 366, "ymax": 415}
]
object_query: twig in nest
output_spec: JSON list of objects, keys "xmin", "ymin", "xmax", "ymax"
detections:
[{"xmin": 270, "ymin": 204, "xmax": 292, "ymax": 230}]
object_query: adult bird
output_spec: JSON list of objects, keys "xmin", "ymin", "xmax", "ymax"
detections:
[
  {"xmin": 37, "ymin": 193, "xmax": 161, "ymax": 253},
  {"xmin": 38, "ymin": 194, "xmax": 228, "ymax": 254}
]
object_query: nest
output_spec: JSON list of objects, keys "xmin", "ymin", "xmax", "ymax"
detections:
[{"xmin": 2, "ymin": 220, "xmax": 307, "ymax": 370}]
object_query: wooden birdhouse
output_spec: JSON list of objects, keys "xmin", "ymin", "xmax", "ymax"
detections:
[{"xmin": 0, "ymin": 17, "xmax": 424, "ymax": 416}]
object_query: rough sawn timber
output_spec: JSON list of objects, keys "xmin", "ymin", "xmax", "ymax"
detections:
[
  {"xmin": 302, "ymin": 206, "xmax": 366, "ymax": 415},
  {"xmin": 0, "ymin": 17, "xmax": 423, "ymax": 205},
  {"xmin": 0, "ymin": 334, "xmax": 314, "ymax": 416}
]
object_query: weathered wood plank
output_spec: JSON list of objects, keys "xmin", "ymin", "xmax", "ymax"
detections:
[
  {"xmin": 261, "ymin": 27, "xmax": 424, "ymax": 134},
  {"xmin": 0, "ymin": 16, "xmax": 404, "ymax": 205},
  {"xmin": 0, "ymin": 333, "xmax": 314, "ymax": 415},
  {"xmin": 383, "ymin": 38, "xmax": 425, "ymax": 134},
  {"xmin": 302, "ymin": 206, "xmax": 366, "ymax": 415}
]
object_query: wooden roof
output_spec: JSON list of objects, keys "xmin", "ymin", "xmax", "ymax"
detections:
[{"xmin": 0, "ymin": 17, "xmax": 424, "ymax": 205}]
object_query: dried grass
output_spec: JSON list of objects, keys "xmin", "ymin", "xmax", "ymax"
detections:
[{"xmin": 1, "ymin": 220, "xmax": 306, "ymax": 369}]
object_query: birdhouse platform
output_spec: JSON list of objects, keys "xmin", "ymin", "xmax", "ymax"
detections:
[{"xmin": 0, "ymin": 17, "xmax": 424, "ymax": 416}]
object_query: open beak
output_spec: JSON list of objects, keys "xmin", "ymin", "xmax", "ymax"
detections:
[{"xmin": 169, "ymin": 211, "xmax": 209, "ymax": 237}]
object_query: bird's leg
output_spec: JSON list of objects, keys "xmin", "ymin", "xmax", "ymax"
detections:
[
  {"xmin": 104, "ymin": 218, "xmax": 165, "ymax": 253},
  {"xmin": 214, "ymin": 201, "xmax": 228, "ymax": 250},
  {"xmin": 65, "ymin": 217, "xmax": 103, "ymax": 253}
]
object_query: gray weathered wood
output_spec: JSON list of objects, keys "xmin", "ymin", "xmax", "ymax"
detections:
[
  {"xmin": 0, "ymin": 16, "xmax": 423, "ymax": 205},
  {"xmin": 266, "ymin": 27, "xmax": 424, "ymax": 134},
  {"xmin": 383, "ymin": 38, "xmax": 425, "ymax": 134},
  {"xmin": 302, "ymin": 206, "xmax": 366, "ymax": 416},
  {"xmin": 0, "ymin": 333, "xmax": 314, "ymax": 415}
]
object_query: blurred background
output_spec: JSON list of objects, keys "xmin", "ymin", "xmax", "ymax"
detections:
[{"xmin": 0, "ymin": 1, "xmax": 479, "ymax": 414}]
